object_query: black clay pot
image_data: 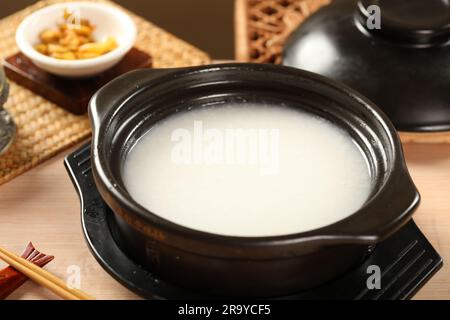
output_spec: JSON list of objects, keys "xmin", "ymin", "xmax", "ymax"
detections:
[
  {"xmin": 89, "ymin": 63, "xmax": 419, "ymax": 298},
  {"xmin": 283, "ymin": 0, "xmax": 450, "ymax": 132}
]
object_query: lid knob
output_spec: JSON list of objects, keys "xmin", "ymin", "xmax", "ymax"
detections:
[{"xmin": 357, "ymin": 0, "xmax": 450, "ymax": 45}]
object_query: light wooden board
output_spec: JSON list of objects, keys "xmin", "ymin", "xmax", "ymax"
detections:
[{"xmin": 0, "ymin": 141, "xmax": 449, "ymax": 300}]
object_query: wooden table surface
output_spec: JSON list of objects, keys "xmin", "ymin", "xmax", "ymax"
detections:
[{"xmin": 0, "ymin": 140, "xmax": 449, "ymax": 300}]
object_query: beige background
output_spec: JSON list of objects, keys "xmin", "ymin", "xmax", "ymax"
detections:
[{"xmin": 0, "ymin": 0, "xmax": 235, "ymax": 59}]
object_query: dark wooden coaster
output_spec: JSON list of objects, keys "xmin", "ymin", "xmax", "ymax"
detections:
[{"xmin": 3, "ymin": 48, "xmax": 152, "ymax": 115}]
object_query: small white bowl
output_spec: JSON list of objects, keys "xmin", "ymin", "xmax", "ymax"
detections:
[{"xmin": 16, "ymin": 2, "xmax": 136, "ymax": 78}]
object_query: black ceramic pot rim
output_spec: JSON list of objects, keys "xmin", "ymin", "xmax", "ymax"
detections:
[{"xmin": 89, "ymin": 63, "xmax": 420, "ymax": 258}]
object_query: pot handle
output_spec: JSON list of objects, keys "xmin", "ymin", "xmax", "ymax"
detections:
[
  {"xmin": 89, "ymin": 68, "xmax": 178, "ymax": 130},
  {"xmin": 318, "ymin": 168, "xmax": 420, "ymax": 245}
]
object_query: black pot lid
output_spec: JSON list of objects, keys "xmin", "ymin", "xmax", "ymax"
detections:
[{"xmin": 283, "ymin": 0, "xmax": 450, "ymax": 132}]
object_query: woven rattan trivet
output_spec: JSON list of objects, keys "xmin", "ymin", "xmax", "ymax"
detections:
[
  {"xmin": 234, "ymin": 0, "xmax": 450, "ymax": 143},
  {"xmin": 235, "ymin": 0, "xmax": 330, "ymax": 64},
  {"xmin": 0, "ymin": 0, "xmax": 210, "ymax": 186}
]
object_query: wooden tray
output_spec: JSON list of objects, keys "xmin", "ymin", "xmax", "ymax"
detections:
[{"xmin": 3, "ymin": 48, "xmax": 152, "ymax": 115}]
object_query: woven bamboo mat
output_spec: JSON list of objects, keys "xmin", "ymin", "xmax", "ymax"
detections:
[
  {"xmin": 0, "ymin": 0, "xmax": 210, "ymax": 186},
  {"xmin": 234, "ymin": 0, "xmax": 450, "ymax": 143}
]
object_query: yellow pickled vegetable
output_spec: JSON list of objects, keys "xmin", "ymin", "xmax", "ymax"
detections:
[{"xmin": 34, "ymin": 9, "xmax": 118, "ymax": 60}]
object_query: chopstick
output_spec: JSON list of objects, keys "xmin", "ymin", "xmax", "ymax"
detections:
[{"xmin": 0, "ymin": 246, "xmax": 94, "ymax": 300}]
